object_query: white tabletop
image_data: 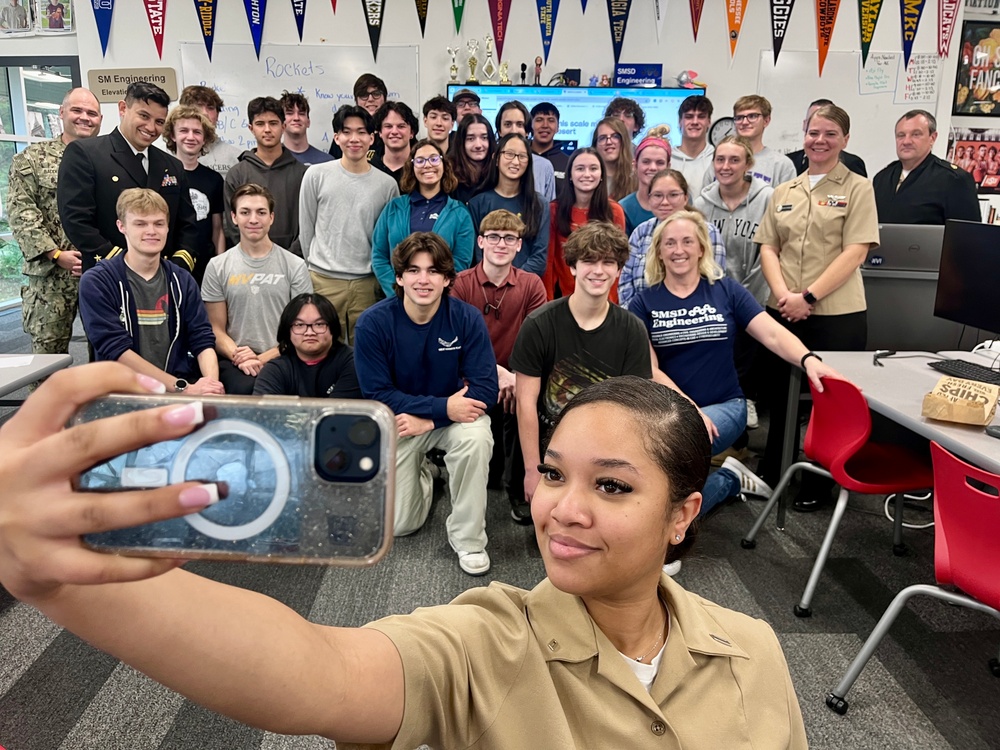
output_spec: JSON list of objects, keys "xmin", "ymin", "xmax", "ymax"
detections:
[
  {"xmin": 818, "ymin": 350, "xmax": 1000, "ymax": 474},
  {"xmin": 0, "ymin": 353, "xmax": 73, "ymax": 399}
]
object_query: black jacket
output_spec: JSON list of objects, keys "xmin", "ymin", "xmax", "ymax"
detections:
[
  {"xmin": 873, "ymin": 154, "xmax": 981, "ymax": 225},
  {"xmin": 252, "ymin": 347, "xmax": 361, "ymax": 399},
  {"xmin": 787, "ymin": 149, "xmax": 868, "ymax": 177}
]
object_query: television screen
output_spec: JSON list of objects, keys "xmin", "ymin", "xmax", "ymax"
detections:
[
  {"xmin": 934, "ymin": 219, "xmax": 1000, "ymax": 334},
  {"xmin": 445, "ymin": 84, "xmax": 704, "ymax": 152}
]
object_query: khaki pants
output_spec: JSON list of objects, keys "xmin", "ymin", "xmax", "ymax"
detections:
[
  {"xmin": 309, "ymin": 272, "xmax": 379, "ymax": 345},
  {"xmin": 395, "ymin": 415, "xmax": 493, "ymax": 552}
]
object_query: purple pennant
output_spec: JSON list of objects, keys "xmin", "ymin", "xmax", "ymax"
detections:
[
  {"xmin": 770, "ymin": 0, "xmax": 796, "ymax": 63},
  {"xmin": 361, "ymin": 0, "xmax": 385, "ymax": 60},
  {"xmin": 291, "ymin": 0, "xmax": 306, "ymax": 40},
  {"xmin": 243, "ymin": 0, "xmax": 267, "ymax": 59},
  {"xmin": 536, "ymin": 0, "xmax": 560, "ymax": 63},
  {"xmin": 193, "ymin": 0, "xmax": 218, "ymax": 60},
  {"xmin": 899, "ymin": 0, "xmax": 926, "ymax": 67},
  {"xmin": 606, "ymin": 0, "xmax": 633, "ymax": 64},
  {"xmin": 91, "ymin": 0, "xmax": 116, "ymax": 57}
]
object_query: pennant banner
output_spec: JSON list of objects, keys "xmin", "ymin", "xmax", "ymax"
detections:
[
  {"xmin": 653, "ymin": 0, "xmax": 667, "ymax": 42},
  {"xmin": 331, "ymin": 0, "xmax": 337, "ymax": 10},
  {"xmin": 193, "ymin": 0, "xmax": 218, "ymax": 59},
  {"xmin": 900, "ymin": 0, "xmax": 927, "ymax": 67},
  {"xmin": 414, "ymin": 0, "xmax": 427, "ymax": 36},
  {"xmin": 689, "ymin": 0, "xmax": 704, "ymax": 40},
  {"xmin": 816, "ymin": 0, "xmax": 841, "ymax": 75},
  {"xmin": 487, "ymin": 0, "xmax": 511, "ymax": 60},
  {"xmin": 582, "ymin": 0, "xmax": 589, "ymax": 10},
  {"xmin": 770, "ymin": 0, "xmax": 795, "ymax": 63},
  {"xmin": 726, "ymin": 0, "xmax": 748, "ymax": 59},
  {"xmin": 452, "ymin": 0, "xmax": 465, "ymax": 33},
  {"xmin": 858, "ymin": 0, "xmax": 884, "ymax": 66},
  {"xmin": 143, "ymin": 0, "xmax": 166, "ymax": 58},
  {"xmin": 939, "ymin": 0, "xmax": 957, "ymax": 57},
  {"xmin": 606, "ymin": 0, "xmax": 633, "ymax": 64},
  {"xmin": 536, "ymin": 0, "xmax": 560, "ymax": 63},
  {"xmin": 291, "ymin": 0, "xmax": 306, "ymax": 40},
  {"xmin": 362, "ymin": 0, "xmax": 384, "ymax": 60},
  {"xmin": 243, "ymin": 0, "xmax": 267, "ymax": 59},
  {"xmin": 91, "ymin": 0, "xmax": 115, "ymax": 56}
]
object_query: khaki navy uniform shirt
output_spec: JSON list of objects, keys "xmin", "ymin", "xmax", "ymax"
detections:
[
  {"xmin": 346, "ymin": 574, "xmax": 807, "ymax": 750},
  {"xmin": 754, "ymin": 160, "xmax": 880, "ymax": 316}
]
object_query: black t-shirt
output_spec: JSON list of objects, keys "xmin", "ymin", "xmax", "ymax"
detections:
[
  {"xmin": 185, "ymin": 163, "xmax": 224, "ymax": 283},
  {"xmin": 125, "ymin": 263, "xmax": 171, "ymax": 371},
  {"xmin": 509, "ymin": 298, "xmax": 652, "ymax": 432}
]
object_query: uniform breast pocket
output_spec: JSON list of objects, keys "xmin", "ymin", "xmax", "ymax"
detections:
[{"xmin": 38, "ymin": 168, "xmax": 59, "ymax": 192}]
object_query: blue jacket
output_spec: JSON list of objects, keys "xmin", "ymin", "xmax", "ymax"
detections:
[
  {"xmin": 371, "ymin": 194, "xmax": 476, "ymax": 298},
  {"xmin": 79, "ymin": 253, "xmax": 215, "ymax": 378},
  {"xmin": 354, "ymin": 295, "xmax": 498, "ymax": 429}
]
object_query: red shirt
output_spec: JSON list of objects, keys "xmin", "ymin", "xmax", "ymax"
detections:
[
  {"xmin": 542, "ymin": 200, "xmax": 626, "ymax": 302},
  {"xmin": 451, "ymin": 263, "xmax": 548, "ymax": 368}
]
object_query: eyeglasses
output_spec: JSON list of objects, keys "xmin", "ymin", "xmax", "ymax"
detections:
[
  {"xmin": 648, "ymin": 191, "xmax": 686, "ymax": 203},
  {"xmin": 596, "ymin": 133, "xmax": 622, "ymax": 144},
  {"xmin": 500, "ymin": 150, "xmax": 528, "ymax": 163},
  {"xmin": 483, "ymin": 233, "xmax": 519, "ymax": 246},
  {"xmin": 734, "ymin": 113, "xmax": 763, "ymax": 123},
  {"xmin": 413, "ymin": 155, "xmax": 443, "ymax": 167},
  {"xmin": 291, "ymin": 321, "xmax": 330, "ymax": 334},
  {"xmin": 358, "ymin": 90, "xmax": 384, "ymax": 101}
]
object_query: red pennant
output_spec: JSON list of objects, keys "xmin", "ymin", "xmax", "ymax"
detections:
[
  {"xmin": 816, "ymin": 0, "xmax": 841, "ymax": 75},
  {"xmin": 689, "ymin": 0, "xmax": 705, "ymax": 40},
  {"xmin": 487, "ymin": 0, "xmax": 511, "ymax": 60},
  {"xmin": 143, "ymin": 0, "xmax": 167, "ymax": 58},
  {"xmin": 726, "ymin": 0, "xmax": 748, "ymax": 58},
  {"xmin": 331, "ymin": 0, "xmax": 336, "ymax": 9},
  {"xmin": 939, "ymin": 0, "xmax": 957, "ymax": 57}
]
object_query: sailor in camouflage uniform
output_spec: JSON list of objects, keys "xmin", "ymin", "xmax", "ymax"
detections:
[{"xmin": 7, "ymin": 88, "xmax": 102, "ymax": 354}]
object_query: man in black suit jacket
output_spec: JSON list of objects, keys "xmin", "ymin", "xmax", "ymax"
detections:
[
  {"xmin": 786, "ymin": 98, "xmax": 867, "ymax": 177},
  {"xmin": 58, "ymin": 81, "xmax": 201, "ymax": 272}
]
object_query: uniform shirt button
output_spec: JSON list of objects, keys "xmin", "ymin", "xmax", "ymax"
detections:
[{"xmin": 650, "ymin": 720, "xmax": 666, "ymax": 735}]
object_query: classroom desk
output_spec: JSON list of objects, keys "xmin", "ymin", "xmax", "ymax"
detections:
[{"xmin": 0, "ymin": 353, "xmax": 73, "ymax": 406}]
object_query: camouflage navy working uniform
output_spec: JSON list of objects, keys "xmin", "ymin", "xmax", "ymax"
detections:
[{"xmin": 7, "ymin": 138, "xmax": 79, "ymax": 354}]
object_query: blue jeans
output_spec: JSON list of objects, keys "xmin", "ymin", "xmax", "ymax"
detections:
[{"xmin": 700, "ymin": 398, "xmax": 747, "ymax": 517}]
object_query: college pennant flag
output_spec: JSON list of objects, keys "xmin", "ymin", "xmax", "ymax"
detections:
[
  {"xmin": 689, "ymin": 0, "xmax": 705, "ymax": 39},
  {"xmin": 770, "ymin": 0, "xmax": 795, "ymax": 62},
  {"xmin": 816, "ymin": 0, "xmax": 842, "ymax": 75},
  {"xmin": 581, "ymin": 0, "xmax": 589, "ymax": 10},
  {"xmin": 330, "ymin": 0, "xmax": 336, "ymax": 10},
  {"xmin": 606, "ymin": 0, "xmax": 633, "ymax": 64},
  {"xmin": 900, "ymin": 0, "xmax": 926, "ymax": 67},
  {"xmin": 361, "ymin": 0, "xmax": 385, "ymax": 60},
  {"xmin": 414, "ymin": 0, "xmax": 428, "ymax": 36},
  {"xmin": 536, "ymin": 0, "xmax": 560, "ymax": 63},
  {"xmin": 939, "ymin": 0, "xmax": 957, "ymax": 56},
  {"xmin": 291, "ymin": 0, "xmax": 306, "ymax": 40},
  {"xmin": 451, "ymin": 0, "xmax": 465, "ymax": 33},
  {"xmin": 858, "ymin": 0, "xmax": 884, "ymax": 66},
  {"xmin": 142, "ymin": 0, "xmax": 166, "ymax": 58},
  {"xmin": 243, "ymin": 0, "xmax": 267, "ymax": 59},
  {"xmin": 91, "ymin": 0, "xmax": 115, "ymax": 56},
  {"xmin": 193, "ymin": 0, "xmax": 218, "ymax": 59},
  {"xmin": 487, "ymin": 0, "xmax": 511, "ymax": 60},
  {"xmin": 726, "ymin": 0, "xmax": 748, "ymax": 58},
  {"xmin": 653, "ymin": 0, "xmax": 667, "ymax": 42}
]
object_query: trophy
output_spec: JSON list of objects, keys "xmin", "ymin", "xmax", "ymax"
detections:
[
  {"xmin": 465, "ymin": 38, "xmax": 480, "ymax": 84},
  {"xmin": 499, "ymin": 61, "xmax": 511, "ymax": 85},
  {"xmin": 447, "ymin": 46, "xmax": 460, "ymax": 83},
  {"xmin": 482, "ymin": 34, "xmax": 498, "ymax": 84}
]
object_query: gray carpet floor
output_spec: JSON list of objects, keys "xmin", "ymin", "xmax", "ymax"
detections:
[{"xmin": 0, "ymin": 308, "xmax": 998, "ymax": 749}]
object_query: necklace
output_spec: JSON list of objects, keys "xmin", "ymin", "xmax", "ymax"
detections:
[{"xmin": 633, "ymin": 603, "xmax": 669, "ymax": 663}]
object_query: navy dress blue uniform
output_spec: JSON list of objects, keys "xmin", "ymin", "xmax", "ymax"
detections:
[
  {"xmin": 58, "ymin": 128, "xmax": 201, "ymax": 271},
  {"xmin": 873, "ymin": 154, "xmax": 981, "ymax": 225}
]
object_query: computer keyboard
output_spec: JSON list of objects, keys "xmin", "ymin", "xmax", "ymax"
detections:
[{"xmin": 928, "ymin": 358, "xmax": 1000, "ymax": 386}]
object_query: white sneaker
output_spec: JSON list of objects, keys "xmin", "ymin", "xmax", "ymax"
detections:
[
  {"xmin": 721, "ymin": 456, "xmax": 773, "ymax": 498},
  {"xmin": 458, "ymin": 550, "xmax": 491, "ymax": 576},
  {"xmin": 662, "ymin": 560, "xmax": 682, "ymax": 577},
  {"xmin": 746, "ymin": 400, "xmax": 759, "ymax": 429}
]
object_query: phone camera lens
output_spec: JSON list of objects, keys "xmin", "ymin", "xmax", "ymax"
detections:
[
  {"xmin": 348, "ymin": 418, "xmax": 378, "ymax": 447},
  {"xmin": 323, "ymin": 447, "xmax": 350, "ymax": 473}
]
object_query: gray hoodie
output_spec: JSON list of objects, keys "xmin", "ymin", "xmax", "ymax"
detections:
[
  {"xmin": 694, "ymin": 176, "xmax": 774, "ymax": 304},
  {"xmin": 224, "ymin": 147, "xmax": 309, "ymax": 254}
]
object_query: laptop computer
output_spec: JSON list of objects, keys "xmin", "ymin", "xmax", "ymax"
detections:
[{"xmin": 864, "ymin": 224, "xmax": 946, "ymax": 272}]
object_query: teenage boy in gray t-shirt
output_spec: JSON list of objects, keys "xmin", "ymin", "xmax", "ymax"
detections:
[{"xmin": 202, "ymin": 183, "xmax": 312, "ymax": 394}]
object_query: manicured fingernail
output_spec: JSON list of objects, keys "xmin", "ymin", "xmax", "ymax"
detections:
[
  {"xmin": 137, "ymin": 374, "xmax": 166, "ymax": 393},
  {"xmin": 178, "ymin": 484, "xmax": 220, "ymax": 508},
  {"xmin": 163, "ymin": 402, "xmax": 204, "ymax": 427}
]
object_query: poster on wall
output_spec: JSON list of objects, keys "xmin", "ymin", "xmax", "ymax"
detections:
[
  {"xmin": 953, "ymin": 21, "xmax": 1000, "ymax": 115},
  {"xmin": 0, "ymin": 0, "xmax": 35, "ymax": 35},
  {"xmin": 36, "ymin": 0, "xmax": 71, "ymax": 32},
  {"xmin": 948, "ymin": 128, "xmax": 1000, "ymax": 192}
]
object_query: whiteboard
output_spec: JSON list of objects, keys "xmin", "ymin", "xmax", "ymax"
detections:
[
  {"xmin": 757, "ymin": 50, "xmax": 942, "ymax": 176},
  {"xmin": 179, "ymin": 43, "xmax": 420, "ymax": 151}
]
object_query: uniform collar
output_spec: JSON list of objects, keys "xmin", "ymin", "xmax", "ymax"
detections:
[{"xmin": 789, "ymin": 158, "xmax": 850, "ymax": 191}]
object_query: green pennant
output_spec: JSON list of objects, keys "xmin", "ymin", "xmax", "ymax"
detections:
[
  {"xmin": 858, "ymin": 0, "xmax": 884, "ymax": 67},
  {"xmin": 452, "ymin": 0, "xmax": 465, "ymax": 33}
]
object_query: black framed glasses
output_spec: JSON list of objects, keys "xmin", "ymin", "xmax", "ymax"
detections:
[
  {"xmin": 596, "ymin": 133, "xmax": 623, "ymax": 144},
  {"xmin": 291, "ymin": 321, "xmax": 330, "ymax": 334},
  {"xmin": 500, "ymin": 150, "xmax": 528, "ymax": 162},
  {"xmin": 483, "ymin": 233, "xmax": 519, "ymax": 246},
  {"xmin": 734, "ymin": 113, "xmax": 763, "ymax": 123},
  {"xmin": 358, "ymin": 90, "xmax": 384, "ymax": 101}
]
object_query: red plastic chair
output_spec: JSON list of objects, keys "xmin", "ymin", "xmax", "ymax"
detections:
[
  {"xmin": 826, "ymin": 442, "xmax": 1000, "ymax": 714},
  {"xmin": 742, "ymin": 377, "xmax": 934, "ymax": 617}
]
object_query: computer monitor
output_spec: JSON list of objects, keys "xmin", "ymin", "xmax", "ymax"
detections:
[
  {"xmin": 934, "ymin": 219, "xmax": 1000, "ymax": 334},
  {"xmin": 444, "ymin": 84, "xmax": 703, "ymax": 150}
]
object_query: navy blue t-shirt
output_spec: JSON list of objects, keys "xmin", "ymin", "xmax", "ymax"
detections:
[{"xmin": 628, "ymin": 277, "xmax": 763, "ymax": 406}]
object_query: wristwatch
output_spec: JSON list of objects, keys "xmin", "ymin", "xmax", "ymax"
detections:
[
  {"xmin": 803, "ymin": 289, "xmax": 818, "ymax": 305},
  {"xmin": 173, "ymin": 378, "xmax": 189, "ymax": 393}
]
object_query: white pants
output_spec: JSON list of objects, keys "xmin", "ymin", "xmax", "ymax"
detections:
[{"xmin": 394, "ymin": 415, "xmax": 493, "ymax": 552}]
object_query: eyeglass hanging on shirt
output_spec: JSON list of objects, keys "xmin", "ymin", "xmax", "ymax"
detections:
[{"xmin": 481, "ymin": 284, "xmax": 510, "ymax": 320}]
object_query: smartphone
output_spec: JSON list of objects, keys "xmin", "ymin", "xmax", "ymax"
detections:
[{"xmin": 72, "ymin": 394, "xmax": 395, "ymax": 566}]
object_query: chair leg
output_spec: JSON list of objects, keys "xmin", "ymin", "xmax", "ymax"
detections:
[
  {"xmin": 794, "ymin": 485, "xmax": 849, "ymax": 617},
  {"xmin": 742, "ymin": 462, "xmax": 832, "ymax": 548},
  {"xmin": 892, "ymin": 493, "xmax": 907, "ymax": 556}
]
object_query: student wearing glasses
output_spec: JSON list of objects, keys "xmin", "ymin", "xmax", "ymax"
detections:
[
  {"xmin": 728, "ymin": 95, "xmax": 796, "ymax": 188},
  {"xmin": 371, "ymin": 139, "xmax": 476, "ymax": 299},
  {"xmin": 328, "ymin": 74, "xmax": 388, "ymax": 159},
  {"xmin": 452, "ymin": 209, "xmax": 547, "ymax": 525},
  {"xmin": 468, "ymin": 133, "xmax": 549, "ymax": 276},
  {"xmin": 253, "ymin": 293, "xmax": 361, "ymax": 398},
  {"xmin": 591, "ymin": 117, "xmax": 637, "ymax": 201}
]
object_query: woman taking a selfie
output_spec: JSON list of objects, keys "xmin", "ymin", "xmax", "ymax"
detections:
[{"xmin": 0, "ymin": 366, "xmax": 807, "ymax": 749}]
